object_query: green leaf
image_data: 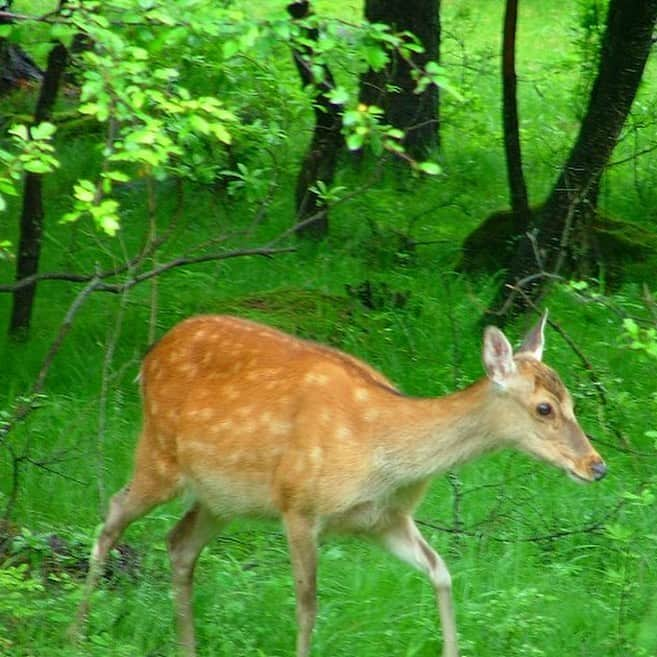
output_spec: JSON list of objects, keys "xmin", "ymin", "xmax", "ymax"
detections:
[
  {"xmin": 190, "ymin": 115, "xmax": 210, "ymax": 134},
  {"xmin": 60, "ymin": 210, "xmax": 82, "ymax": 225},
  {"xmin": 73, "ymin": 180, "xmax": 96, "ymax": 203},
  {"xmin": 22, "ymin": 160, "xmax": 53, "ymax": 174},
  {"xmin": 327, "ymin": 86, "xmax": 349, "ymax": 105},
  {"xmin": 9, "ymin": 125, "xmax": 29, "ymax": 141},
  {"xmin": 342, "ymin": 110, "xmax": 361, "ymax": 127},
  {"xmin": 425, "ymin": 61, "xmax": 443, "ymax": 75},
  {"xmin": 211, "ymin": 124, "xmax": 232, "ymax": 144},
  {"xmin": 363, "ymin": 45, "xmax": 388, "ymax": 71},
  {"xmin": 386, "ymin": 128, "xmax": 404, "ymax": 140},
  {"xmin": 346, "ymin": 133, "xmax": 364, "ymax": 151},
  {"xmin": 222, "ymin": 39, "xmax": 240, "ymax": 59},
  {"xmin": 623, "ymin": 318, "xmax": 639, "ymax": 338},
  {"xmin": 99, "ymin": 215, "xmax": 120, "ymax": 236},
  {"xmin": 31, "ymin": 122, "xmax": 56, "ymax": 140},
  {"xmin": 49, "ymin": 23, "xmax": 76, "ymax": 48},
  {"xmin": 417, "ymin": 161, "xmax": 441, "ymax": 175},
  {"xmin": 103, "ymin": 170, "xmax": 130, "ymax": 183}
]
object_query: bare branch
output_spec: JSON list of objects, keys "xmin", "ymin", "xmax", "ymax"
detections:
[
  {"xmin": 0, "ymin": 245, "xmax": 295, "ymax": 293},
  {"xmin": 418, "ymin": 496, "xmax": 626, "ymax": 544},
  {"xmin": 91, "ymin": 246, "xmax": 296, "ymax": 294}
]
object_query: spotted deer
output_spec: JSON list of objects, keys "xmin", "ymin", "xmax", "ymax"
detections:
[{"xmin": 72, "ymin": 310, "xmax": 606, "ymax": 657}]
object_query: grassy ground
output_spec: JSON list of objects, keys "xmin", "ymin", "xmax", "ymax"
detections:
[{"xmin": 1, "ymin": 1, "xmax": 657, "ymax": 656}]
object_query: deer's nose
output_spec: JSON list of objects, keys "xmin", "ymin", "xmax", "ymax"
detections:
[{"xmin": 591, "ymin": 460, "xmax": 607, "ymax": 481}]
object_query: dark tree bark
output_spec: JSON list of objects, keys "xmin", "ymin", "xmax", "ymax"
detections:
[
  {"xmin": 489, "ymin": 0, "xmax": 657, "ymax": 318},
  {"xmin": 501, "ymin": 0, "xmax": 530, "ymax": 233},
  {"xmin": 359, "ymin": 0, "xmax": 440, "ymax": 158},
  {"xmin": 9, "ymin": 42, "xmax": 68, "ymax": 338},
  {"xmin": 0, "ymin": 2, "xmax": 43, "ymax": 95},
  {"xmin": 287, "ymin": 1, "xmax": 344, "ymax": 239}
]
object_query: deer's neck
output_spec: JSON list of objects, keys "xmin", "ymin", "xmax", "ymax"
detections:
[{"xmin": 379, "ymin": 378, "xmax": 501, "ymax": 481}]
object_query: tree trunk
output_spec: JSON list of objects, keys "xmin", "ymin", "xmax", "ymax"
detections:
[
  {"xmin": 359, "ymin": 0, "xmax": 440, "ymax": 159},
  {"xmin": 287, "ymin": 1, "xmax": 344, "ymax": 239},
  {"xmin": 501, "ymin": 0, "xmax": 530, "ymax": 233},
  {"xmin": 9, "ymin": 42, "xmax": 68, "ymax": 338},
  {"xmin": 490, "ymin": 0, "xmax": 657, "ymax": 318}
]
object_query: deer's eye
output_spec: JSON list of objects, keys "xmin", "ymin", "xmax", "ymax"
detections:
[{"xmin": 537, "ymin": 402, "xmax": 553, "ymax": 417}]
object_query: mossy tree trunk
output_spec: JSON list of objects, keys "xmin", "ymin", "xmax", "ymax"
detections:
[
  {"xmin": 359, "ymin": 0, "xmax": 440, "ymax": 159},
  {"xmin": 486, "ymin": 0, "xmax": 657, "ymax": 318}
]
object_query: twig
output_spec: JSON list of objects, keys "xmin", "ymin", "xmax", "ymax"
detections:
[
  {"xmin": 488, "ymin": 271, "xmax": 564, "ymax": 318},
  {"xmin": 0, "ymin": 246, "xmax": 296, "ymax": 295},
  {"xmin": 418, "ymin": 497, "xmax": 625, "ymax": 544},
  {"xmin": 0, "ymin": 276, "xmax": 102, "ymax": 445},
  {"xmin": 642, "ymin": 283, "xmax": 657, "ymax": 326},
  {"xmin": 1, "ymin": 276, "xmax": 101, "ymax": 520},
  {"xmin": 96, "ymin": 280, "xmax": 131, "ymax": 511}
]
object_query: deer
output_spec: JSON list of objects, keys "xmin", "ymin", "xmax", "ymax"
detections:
[{"xmin": 71, "ymin": 310, "xmax": 606, "ymax": 657}]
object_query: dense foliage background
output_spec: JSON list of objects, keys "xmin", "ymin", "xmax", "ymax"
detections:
[{"xmin": 1, "ymin": 1, "xmax": 656, "ymax": 656}]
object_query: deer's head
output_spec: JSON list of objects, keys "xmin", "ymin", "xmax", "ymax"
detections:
[{"xmin": 483, "ymin": 311, "xmax": 606, "ymax": 483}]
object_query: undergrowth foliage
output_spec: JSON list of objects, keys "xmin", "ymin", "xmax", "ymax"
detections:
[
  {"xmin": 0, "ymin": 1, "xmax": 656, "ymax": 657},
  {"xmin": 0, "ymin": 0, "xmax": 443, "ymax": 243}
]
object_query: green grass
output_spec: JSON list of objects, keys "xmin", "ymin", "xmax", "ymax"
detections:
[{"xmin": 2, "ymin": 0, "xmax": 657, "ymax": 656}]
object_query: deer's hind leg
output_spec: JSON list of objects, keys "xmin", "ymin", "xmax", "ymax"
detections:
[
  {"xmin": 378, "ymin": 514, "xmax": 459, "ymax": 657},
  {"xmin": 71, "ymin": 448, "xmax": 182, "ymax": 639},
  {"xmin": 283, "ymin": 511, "xmax": 319, "ymax": 657},
  {"xmin": 167, "ymin": 503, "xmax": 227, "ymax": 657}
]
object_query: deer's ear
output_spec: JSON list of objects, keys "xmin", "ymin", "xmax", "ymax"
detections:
[
  {"xmin": 517, "ymin": 309, "xmax": 548, "ymax": 361},
  {"xmin": 483, "ymin": 326, "xmax": 516, "ymax": 385}
]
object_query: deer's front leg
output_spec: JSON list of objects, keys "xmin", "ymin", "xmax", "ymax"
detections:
[{"xmin": 379, "ymin": 514, "xmax": 459, "ymax": 657}]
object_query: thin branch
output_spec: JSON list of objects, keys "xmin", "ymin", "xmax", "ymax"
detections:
[
  {"xmin": 90, "ymin": 246, "xmax": 296, "ymax": 294},
  {"xmin": 0, "ymin": 276, "xmax": 102, "ymax": 445},
  {"xmin": 96, "ymin": 279, "xmax": 131, "ymax": 511},
  {"xmin": 642, "ymin": 283, "xmax": 657, "ymax": 326},
  {"xmin": 1, "ymin": 276, "xmax": 101, "ymax": 519},
  {"xmin": 0, "ymin": 245, "xmax": 295, "ymax": 293},
  {"xmin": 21, "ymin": 455, "xmax": 87, "ymax": 485},
  {"xmin": 607, "ymin": 141, "xmax": 657, "ymax": 168},
  {"xmin": 418, "ymin": 497, "xmax": 625, "ymax": 544}
]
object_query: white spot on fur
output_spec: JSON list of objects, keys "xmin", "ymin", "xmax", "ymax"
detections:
[
  {"xmin": 236, "ymin": 406, "xmax": 254, "ymax": 418},
  {"xmin": 304, "ymin": 372, "xmax": 329, "ymax": 385},
  {"xmin": 196, "ymin": 407, "xmax": 215, "ymax": 421},
  {"xmin": 363, "ymin": 409, "xmax": 380, "ymax": 422},
  {"xmin": 354, "ymin": 388, "xmax": 369, "ymax": 402},
  {"xmin": 241, "ymin": 419, "xmax": 257, "ymax": 434},
  {"xmin": 223, "ymin": 385, "xmax": 239, "ymax": 400},
  {"xmin": 271, "ymin": 420, "xmax": 292, "ymax": 436},
  {"xmin": 335, "ymin": 426, "xmax": 352, "ymax": 441},
  {"xmin": 180, "ymin": 363, "xmax": 198, "ymax": 376}
]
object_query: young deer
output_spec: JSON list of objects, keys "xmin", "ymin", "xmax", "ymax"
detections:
[{"xmin": 72, "ymin": 311, "xmax": 606, "ymax": 657}]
